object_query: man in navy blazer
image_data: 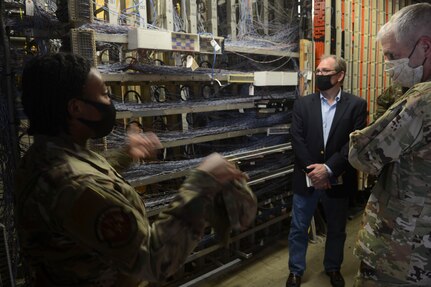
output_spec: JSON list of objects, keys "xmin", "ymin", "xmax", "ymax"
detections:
[{"xmin": 286, "ymin": 55, "xmax": 367, "ymax": 287}]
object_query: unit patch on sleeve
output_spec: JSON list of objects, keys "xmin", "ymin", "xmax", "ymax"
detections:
[{"xmin": 96, "ymin": 207, "xmax": 137, "ymax": 247}]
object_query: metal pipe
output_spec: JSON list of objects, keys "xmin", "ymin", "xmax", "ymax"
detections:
[{"xmin": 179, "ymin": 258, "xmax": 242, "ymax": 287}]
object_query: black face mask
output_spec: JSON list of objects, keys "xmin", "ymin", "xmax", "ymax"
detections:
[
  {"xmin": 77, "ymin": 98, "xmax": 116, "ymax": 139},
  {"xmin": 316, "ymin": 73, "xmax": 338, "ymax": 91}
]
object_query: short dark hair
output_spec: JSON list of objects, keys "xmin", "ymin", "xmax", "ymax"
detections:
[{"xmin": 22, "ymin": 53, "xmax": 92, "ymax": 136}]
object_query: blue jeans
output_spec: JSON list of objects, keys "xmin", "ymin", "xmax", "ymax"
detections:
[{"xmin": 288, "ymin": 190, "xmax": 349, "ymax": 275}]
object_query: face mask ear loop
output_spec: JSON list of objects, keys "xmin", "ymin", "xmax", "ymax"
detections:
[{"xmin": 408, "ymin": 38, "xmax": 421, "ymax": 59}]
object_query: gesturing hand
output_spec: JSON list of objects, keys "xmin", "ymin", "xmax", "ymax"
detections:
[
  {"xmin": 197, "ymin": 153, "xmax": 248, "ymax": 184},
  {"xmin": 126, "ymin": 132, "xmax": 162, "ymax": 161}
]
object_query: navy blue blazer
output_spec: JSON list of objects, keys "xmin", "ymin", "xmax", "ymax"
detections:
[{"xmin": 290, "ymin": 91, "xmax": 367, "ymax": 198}]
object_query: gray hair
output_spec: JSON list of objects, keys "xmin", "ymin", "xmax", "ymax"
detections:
[{"xmin": 377, "ymin": 3, "xmax": 431, "ymax": 47}]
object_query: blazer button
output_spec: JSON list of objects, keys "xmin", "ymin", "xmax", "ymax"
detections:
[{"xmin": 320, "ymin": 150, "xmax": 324, "ymax": 154}]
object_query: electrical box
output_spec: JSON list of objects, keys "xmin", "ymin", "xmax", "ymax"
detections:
[
  {"xmin": 129, "ymin": 28, "xmax": 199, "ymax": 52},
  {"xmin": 254, "ymin": 71, "xmax": 298, "ymax": 86}
]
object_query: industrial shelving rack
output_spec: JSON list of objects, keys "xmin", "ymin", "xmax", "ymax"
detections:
[
  {"xmin": 3, "ymin": 0, "xmax": 302, "ymax": 286},
  {"xmin": 83, "ymin": 2, "xmax": 299, "ymax": 283}
]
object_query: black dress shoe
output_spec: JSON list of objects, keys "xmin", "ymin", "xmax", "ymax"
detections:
[
  {"xmin": 286, "ymin": 273, "xmax": 301, "ymax": 287},
  {"xmin": 326, "ymin": 271, "xmax": 345, "ymax": 287}
]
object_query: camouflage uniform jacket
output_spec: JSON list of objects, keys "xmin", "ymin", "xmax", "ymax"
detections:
[
  {"xmin": 15, "ymin": 135, "xmax": 255, "ymax": 286},
  {"xmin": 374, "ymin": 84, "xmax": 403, "ymax": 120},
  {"xmin": 349, "ymin": 81, "xmax": 431, "ymax": 285}
]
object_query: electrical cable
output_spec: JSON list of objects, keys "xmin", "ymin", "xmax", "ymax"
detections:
[{"xmin": 123, "ymin": 90, "xmax": 143, "ymax": 103}]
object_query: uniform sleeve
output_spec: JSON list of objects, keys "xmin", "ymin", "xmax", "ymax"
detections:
[
  {"xmin": 348, "ymin": 90, "xmax": 424, "ymax": 175},
  {"xmin": 99, "ymin": 148, "xmax": 133, "ymax": 172},
  {"xmin": 53, "ymin": 169, "xmax": 223, "ymax": 283},
  {"xmin": 207, "ymin": 179, "xmax": 257, "ymax": 245}
]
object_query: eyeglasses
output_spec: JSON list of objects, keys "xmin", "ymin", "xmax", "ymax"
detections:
[{"xmin": 314, "ymin": 69, "xmax": 338, "ymax": 75}]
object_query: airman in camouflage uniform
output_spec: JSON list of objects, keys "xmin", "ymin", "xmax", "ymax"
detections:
[
  {"xmin": 15, "ymin": 53, "xmax": 255, "ymax": 286},
  {"xmin": 349, "ymin": 3, "xmax": 431, "ymax": 286}
]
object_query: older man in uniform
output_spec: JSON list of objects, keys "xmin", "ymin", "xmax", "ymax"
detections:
[{"xmin": 349, "ymin": 3, "xmax": 431, "ymax": 286}]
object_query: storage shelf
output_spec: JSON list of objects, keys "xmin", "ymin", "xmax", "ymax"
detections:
[
  {"xmin": 102, "ymin": 71, "xmax": 255, "ymax": 84},
  {"xmin": 102, "ymin": 72, "xmax": 218, "ymax": 83},
  {"xmin": 116, "ymin": 101, "xmax": 254, "ymax": 118},
  {"xmin": 126, "ymin": 143, "xmax": 292, "ymax": 188},
  {"xmin": 145, "ymin": 165, "xmax": 293, "ymax": 218},
  {"xmin": 160, "ymin": 125, "xmax": 285, "ymax": 148},
  {"xmin": 226, "ymin": 142, "xmax": 292, "ymax": 161},
  {"xmin": 248, "ymin": 167, "xmax": 294, "ymax": 185},
  {"xmin": 225, "ymin": 45, "xmax": 299, "ymax": 58},
  {"xmin": 100, "ymin": 63, "xmax": 254, "ymax": 84},
  {"xmin": 115, "ymin": 94, "xmax": 294, "ymax": 119}
]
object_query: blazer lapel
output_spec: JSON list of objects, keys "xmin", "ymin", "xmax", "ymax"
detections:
[
  {"xmin": 311, "ymin": 93, "xmax": 324, "ymax": 144},
  {"xmin": 327, "ymin": 92, "xmax": 349, "ymax": 142}
]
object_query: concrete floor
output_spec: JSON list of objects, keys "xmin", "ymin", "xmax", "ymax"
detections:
[{"xmin": 198, "ymin": 215, "xmax": 362, "ymax": 287}]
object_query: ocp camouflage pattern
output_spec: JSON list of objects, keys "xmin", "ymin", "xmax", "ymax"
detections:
[{"xmin": 349, "ymin": 82, "xmax": 431, "ymax": 285}]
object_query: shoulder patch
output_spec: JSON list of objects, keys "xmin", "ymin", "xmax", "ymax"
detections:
[{"xmin": 96, "ymin": 207, "xmax": 137, "ymax": 248}]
